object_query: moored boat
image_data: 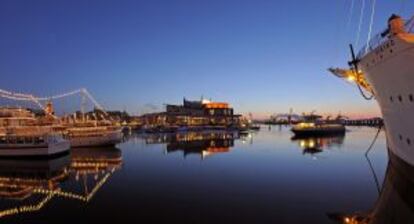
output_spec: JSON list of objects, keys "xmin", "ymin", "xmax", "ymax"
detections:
[
  {"xmin": 291, "ymin": 114, "xmax": 346, "ymax": 137},
  {"xmin": 330, "ymin": 14, "xmax": 414, "ymax": 166},
  {"xmin": 0, "ymin": 108, "xmax": 70, "ymax": 157},
  {"xmin": 0, "ymin": 88, "xmax": 123, "ymax": 149}
]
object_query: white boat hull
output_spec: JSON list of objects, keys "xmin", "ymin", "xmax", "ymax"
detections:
[
  {"xmin": 0, "ymin": 139, "xmax": 70, "ymax": 157},
  {"xmin": 360, "ymin": 35, "xmax": 414, "ymax": 166}
]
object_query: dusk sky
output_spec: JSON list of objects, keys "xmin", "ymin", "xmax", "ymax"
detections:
[{"xmin": 1, "ymin": 0, "xmax": 413, "ymax": 118}]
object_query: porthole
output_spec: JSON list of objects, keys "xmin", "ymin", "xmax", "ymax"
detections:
[
  {"xmin": 390, "ymin": 96, "xmax": 393, "ymax": 102},
  {"xmin": 398, "ymin": 95, "xmax": 402, "ymax": 102},
  {"xmin": 409, "ymin": 94, "xmax": 413, "ymax": 102},
  {"xmin": 407, "ymin": 138, "xmax": 411, "ymax": 145},
  {"xmin": 390, "ymin": 49, "xmax": 393, "ymax": 53}
]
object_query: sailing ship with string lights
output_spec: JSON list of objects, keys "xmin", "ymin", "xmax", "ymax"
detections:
[
  {"xmin": 329, "ymin": 6, "xmax": 414, "ymax": 168},
  {"xmin": 0, "ymin": 88, "xmax": 123, "ymax": 150}
]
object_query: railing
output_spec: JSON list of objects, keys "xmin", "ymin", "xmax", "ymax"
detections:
[
  {"xmin": 357, "ymin": 15, "xmax": 414, "ymax": 58},
  {"xmin": 357, "ymin": 31, "xmax": 387, "ymax": 58},
  {"xmin": 408, "ymin": 15, "xmax": 414, "ymax": 33}
]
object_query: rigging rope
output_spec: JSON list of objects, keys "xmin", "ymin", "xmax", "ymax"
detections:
[
  {"xmin": 0, "ymin": 88, "xmax": 106, "ymax": 113},
  {"xmin": 365, "ymin": 0, "xmax": 377, "ymax": 53},
  {"xmin": 366, "ymin": 151, "xmax": 381, "ymax": 194},
  {"xmin": 355, "ymin": 0, "xmax": 366, "ymax": 49},
  {"xmin": 364, "ymin": 123, "xmax": 383, "ymax": 194},
  {"xmin": 346, "ymin": 0, "xmax": 356, "ymax": 29},
  {"xmin": 0, "ymin": 88, "xmax": 82, "ymax": 101},
  {"xmin": 365, "ymin": 123, "xmax": 383, "ymax": 156}
]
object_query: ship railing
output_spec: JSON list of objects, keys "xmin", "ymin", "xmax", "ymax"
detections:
[
  {"xmin": 357, "ymin": 15, "xmax": 414, "ymax": 58},
  {"xmin": 357, "ymin": 31, "xmax": 387, "ymax": 58},
  {"xmin": 407, "ymin": 15, "xmax": 414, "ymax": 33}
]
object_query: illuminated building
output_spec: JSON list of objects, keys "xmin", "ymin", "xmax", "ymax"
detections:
[{"xmin": 140, "ymin": 98, "xmax": 242, "ymax": 128}]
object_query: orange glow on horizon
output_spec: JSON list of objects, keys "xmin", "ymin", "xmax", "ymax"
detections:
[{"xmin": 239, "ymin": 108, "xmax": 381, "ymax": 121}]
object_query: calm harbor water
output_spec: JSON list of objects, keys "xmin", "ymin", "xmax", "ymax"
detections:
[{"xmin": 0, "ymin": 126, "xmax": 394, "ymax": 223}]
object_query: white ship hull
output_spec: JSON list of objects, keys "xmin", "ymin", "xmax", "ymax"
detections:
[
  {"xmin": 68, "ymin": 130, "xmax": 123, "ymax": 148},
  {"xmin": 0, "ymin": 137, "xmax": 70, "ymax": 157},
  {"xmin": 360, "ymin": 35, "xmax": 414, "ymax": 166}
]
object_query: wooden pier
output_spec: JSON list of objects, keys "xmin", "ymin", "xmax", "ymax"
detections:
[{"xmin": 342, "ymin": 118, "xmax": 383, "ymax": 127}]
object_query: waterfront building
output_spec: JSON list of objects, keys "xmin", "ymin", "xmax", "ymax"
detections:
[{"xmin": 140, "ymin": 98, "xmax": 242, "ymax": 128}]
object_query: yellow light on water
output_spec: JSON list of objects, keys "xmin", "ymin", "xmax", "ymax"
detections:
[{"xmin": 309, "ymin": 141, "xmax": 315, "ymax": 148}]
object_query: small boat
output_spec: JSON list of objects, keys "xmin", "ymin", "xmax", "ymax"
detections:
[
  {"xmin": 0, "ymin": 108, "xmax": 70, "ymax": 157},
  {"xmin": 246, "ymin": 113, "xmax": 261, "ymax": 131},
  {"xmin": 291, "ymin": 114, "xmax": 346, "ymax": 137}
]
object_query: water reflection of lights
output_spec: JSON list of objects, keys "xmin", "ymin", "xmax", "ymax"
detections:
[
  {"xmin": 240, "ymin": 133, "xmax": 253, "ymax": 144},
  {"xmin": 299, "ymin": 139, "xmax": 315, "ymax": 148},
  {"xmin": 0, "ymin": 193, "xmax": 54, "ymax": 218},
  {"xmin": 141, "ymin": 131, "xmax": 239, "ymax": 159},
  {"xmin": 291, "ymin": 134, "xmax": 345, "ymax": 156},
  {"xmin": 0, "ymin": 147, "xmax": 122, "ymax": 219}
]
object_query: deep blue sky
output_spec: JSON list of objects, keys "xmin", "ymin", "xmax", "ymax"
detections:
[{"xmin": 1, "ymin": 0, "xmax": 413, "ymax": 118}]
